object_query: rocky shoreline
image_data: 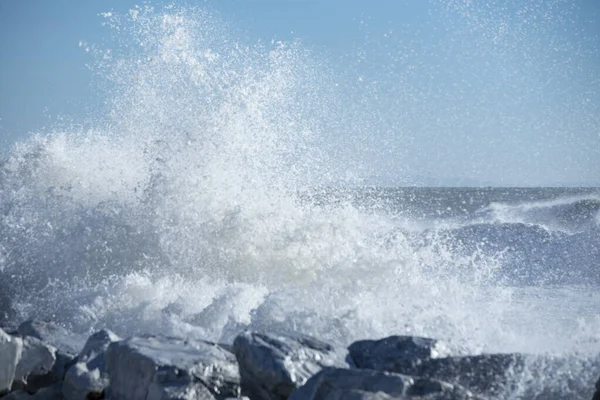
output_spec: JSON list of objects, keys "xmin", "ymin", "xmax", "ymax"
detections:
[{"xmin": 0, "ymin": 320, "xmax": 598, "ymax": 400}]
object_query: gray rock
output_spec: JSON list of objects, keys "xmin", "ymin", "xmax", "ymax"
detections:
[
  {"xmin": 77, "ymin": 329, "xmax": 121, "ymax": 362},
  {"xmin": 17, "ymin": 320, "xmax": 84, "ymax": 388},
  {"xmin": 31, "ymin": 382, "xmax": 64, "ymax": 400},
  {"xmin": 17, "ymin": 320, "xmax": 85, "ymax": 357},
  {"xmin": 63, "ymin": 329, "xmax": 121, "ymax": 400},
  {"xmin": 105, "ymin": 335, "xmax": 240, "ymax": 400},
  {"xmin": 591, "ymin": 376, "xmax": 599, "ymax": 400},
  {"xmin": 289, "ymin": 367, "xmax": 485, "ymax": 400},
  {"xmin": 349, "ymin": 336, "xmax": 448, "ymax": 371},
  {"xmin": 390, "ymin": 353, "xmax": 525, "ymax": 397},
  {"xmin": 13, "ymin": 336, "xmax": 58, "ymax": 392},
  {"xmin": 2, "ymin": 390, "xmax": 32, "ymax": 400},
  {"xmin": 0, "ymin": 328, "xmax": 23, "ymax": 394},
  {"xmin": 233, "ymin": 331, "xmax": 352, "ymax": 400}
]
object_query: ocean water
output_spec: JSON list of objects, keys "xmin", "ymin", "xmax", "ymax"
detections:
[{"xmin": 1, "ymin": 3, "xmax": 599, "ymax": 398}]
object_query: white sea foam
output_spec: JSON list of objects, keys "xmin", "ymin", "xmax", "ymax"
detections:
[{"xmin": 0, "ymin": 4, "xmax": 599, "ymax": 397}]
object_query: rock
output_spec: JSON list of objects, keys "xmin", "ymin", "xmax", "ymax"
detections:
[
  {"xmin": 1, "ymin": 390, "xmax": 32, "ymax": 400},
  {"xmin": 289, "ymin": 367, "xmax": 485, "ymax": 400},
  {"xmin": 31, "ymin": 382, "xmax": 64, "ymax": 400},
  {"xmin": 593, "ymin": 376, "xmax": 600, "ymax": 400},
  {"xmin": 13, "ymin": 336, "xmax": 58, "ymax": 392},
  {"xmin": 349, "ymin": 336, "xmax": 448, "ymax": 371},
  {"xmin": 63, "ymin": 329, "xmax": 120, "ymax": 400},
  {"xmin": 233, "ymin": 331, "xmax": 352, "ymax": 400},
  {"xmin": 0, "ymin": 328, "xmax": 23, "ymax": 394},
  {"xmin": 17, "ymin": 320, "xmax": 84, "ymax": 387},
  {"xmin": 105, "ymin": 334, "xmax": 240, "ymax": 400},
  {"xmin": 78, "ymin": 329, "xmax": 121, "ymax": 362},
  {"xmin": 387, "ymin": 353, "xmax": 525, "ymax": 398},
  {"xmin": 17, "ymin": 320, "xmax": 86, "ymax": 357}
]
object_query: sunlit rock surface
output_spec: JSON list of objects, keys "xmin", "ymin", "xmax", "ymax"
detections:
[
  {"xmin": 62, "ymin": 329, "xmax": 120, "ymax": 400},
  {"xmin": 0, "ymin": 328, "xmax": 22, "ymax": 394},
  {"xmin": 105, "ymin": 335, "xmax": 240, "ymax": 400},
  {"xmin": 0, "ymin": 322, "xmax": 598, "ymax": 399},
  {"xmin": 233, "ymin": 331, "xmax": 352, "ymax": 400}
]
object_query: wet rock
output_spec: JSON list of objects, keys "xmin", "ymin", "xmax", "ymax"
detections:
[
  {"xmin": 12, "ymin": 337, "xmax": 64, "ymax": 393},
  {"xmin": 63, "ymin": 329, "xmax": 120, "ymax": 400},
  {"xmin": 17, "ymin": 320, "xmax": 84, "ymax": 387},
  {"xmin": 1, "ymin": 328, "xmax": 23, "ymax": 394},
  {"xmin": 233, "ymin": 331, "xmax": 352, "ymax": 400},
  {"xmin": 592, "ymin": 376, "xmax": 600, "ymax": 400},
  {"xmin": 1, "ymin": 390, "xmax": 32, "ymax": 400},
  {"xmin": 349, "ymin": 335, "xmax": 448, "ymax": 371},
  {"xmin": 389, "ymin": 353, "xmax": 525, "ymax": 397},
  {"xmin": 17, "ymin": 320, "xmax": 85, "ymax": 357},
  {"xmin": 105, "ymin": 335, "xmax": 240, "ymax": 400},
  {"xmin": 289, "ymin": 367, "xmax": 485, "ymax": 400},
  {"xmin": 13, "ymin": 336, "xmax": 57, "ymax": 393},
  {"xmin": 30, "ymin": 382, "xmax": 64, "ymax": 399}
]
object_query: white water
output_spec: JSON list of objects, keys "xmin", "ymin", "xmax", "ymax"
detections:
[{"xmin": 0, "ymin": 4, "xmax": 599, "ymax": 397}]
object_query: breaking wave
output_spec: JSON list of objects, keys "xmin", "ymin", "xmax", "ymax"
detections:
[{"xmin": 0, "ymin": 4, "xmax": 598, "ymax": 398}]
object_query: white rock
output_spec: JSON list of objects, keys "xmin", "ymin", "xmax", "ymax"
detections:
[
  {"xmin": 13, "ymin": 336, "xmax": 57, "ymax": 392},
  {"xmin": 106, "ymin": 335, "xmax": 240, "ymax": 400},
  {"xmin": 17, "ymin": 320, "xmax": 85, "ymax": 357},
  {"xmin": 78, "ymin": 329, "xmax": 120, "ymax": 362},
  {"xmin": 0, "ymin": 328, "xmax": 23, "ymax": 394},
  {"xmin": 233, "ymin": 331, "xmax": 352, "ymax": 400},
  {"xmin": 63, "ymin": 329, "xmax": 120, "ymax": 400}
]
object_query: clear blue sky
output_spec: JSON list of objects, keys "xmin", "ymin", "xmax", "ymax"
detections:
[{"xmin": 1, "ymin": 0, "xmax": 599, "ymax": 186}]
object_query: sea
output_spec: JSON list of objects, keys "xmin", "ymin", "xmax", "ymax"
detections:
[{"xmin": 1, "ymin": 3, "xmax": 599, "ymax": 398}]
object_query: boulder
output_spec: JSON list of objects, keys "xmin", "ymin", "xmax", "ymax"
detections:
[
  {"xmin": 16, "ymin": 320, "xmax": 86, "ymax": 387},
  {"xmin": 63, "ymin": 329, "xmax": 120, "ymax": 400},
  {"xmin": 347, "ymin": 342, "xmax": 526, "ymax": 398},
  {"xmin": 105, "ymin": 335, "xmax": 240, "ymax": 400},
  {"xmin": 388, "ymin": 353, "xmax": 529, "ymax": 398},
  {"xmin": 233, "ymin": 331, "xmax": 352, "ymax": 400},
  {"xmin": 0, "ymin": 328, "xmax": 23, "ymax": 394},
  {"xmin": 349, "ymin": 336, "xmax": 448, "ymax": 371},
  {"xmin": 30, "ymin": 382, "xmax": 63, "ymax": 399},
  {"xmin": 17, "ymin": 320, "xmax": 86, "ymax": 357},
  {"xmin": 13, "ymin": 336, "xmax": 58, "ymax": 393},
  {"xmin": 289, "ymin": 367, "xmax": 485, "ymax": 400},
  {"xmin": 1, "ymin": 390, "xmax": 32, "ymax": 400},
  {"xmin": 592, "ymin": 376, "xmax": 600, "ymax": 400}
]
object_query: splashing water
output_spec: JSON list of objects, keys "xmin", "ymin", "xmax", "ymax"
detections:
[{"xmin": 1, "ymin": 3, "xmax": 599, "ymax": 398}]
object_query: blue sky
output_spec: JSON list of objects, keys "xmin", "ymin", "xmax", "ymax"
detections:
[{"xmin": 1, "ymin": 0, "xmax": 599, "ymax": 186}]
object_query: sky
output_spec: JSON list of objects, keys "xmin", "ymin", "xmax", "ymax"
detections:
[{"xmin": 1, "ymin": 0, "xmax": 599, "ymax": 186}]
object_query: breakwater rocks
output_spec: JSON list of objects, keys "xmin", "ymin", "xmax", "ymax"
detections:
[{"xmin": 0, "ymin": 320, "xmax": 598, "ymax": 400}]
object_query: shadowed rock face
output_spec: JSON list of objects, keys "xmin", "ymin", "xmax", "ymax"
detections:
[
  {"xmin": 0, "ymin": 324, "xmax": 599, "ymax": 399},
  {"xmin": 233, "ymin": 331, "xmax": 352, "ymax": 400},
  {"xmin": 348, "ymin": 335, "xmax": 523, "ymax": 397},
  {"xmin": 593, "ymin": 377, "xmax": 600, "ymax": 400},
  {"xmin": 289, "ymin": 367, "xmax": 484, "ymax": 400},
  {"xmin": 63, "ymin": 329, "xmax": 121, "ymax": 400},
  {"xmin": 403, "ymin": 353, "xmax": 526, "ymax": 397},
  {"xmin": 349, "ymin": 335, "xmax": 448, "ymax": 371}
]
